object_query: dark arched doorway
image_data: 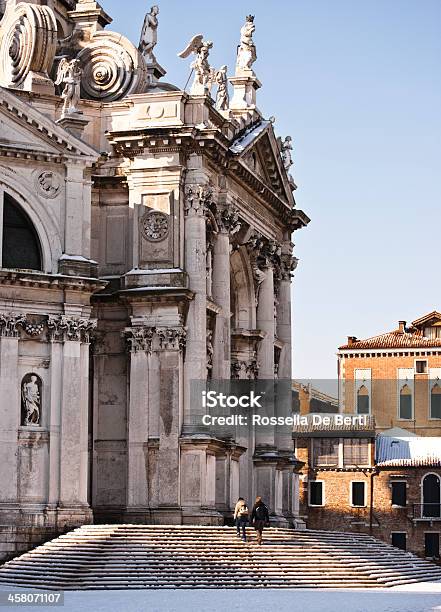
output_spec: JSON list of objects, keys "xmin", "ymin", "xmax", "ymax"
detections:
[
  {"xmin": 423, "ymin": 473, "xmax": 441, "ymax": 518},
  {"xmin": 2, "ymin": 194, "xmax": 42, "ymax": 271}
]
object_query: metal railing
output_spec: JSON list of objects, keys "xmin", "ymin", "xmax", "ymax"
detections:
[{"xmin": 412, "ymin": 503, "xmax": 441, "ymax": 519}]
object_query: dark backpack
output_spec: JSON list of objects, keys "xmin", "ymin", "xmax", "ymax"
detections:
[{"xmin": 255, "ymin": 504, "xmax": 267, "ymax": 521}]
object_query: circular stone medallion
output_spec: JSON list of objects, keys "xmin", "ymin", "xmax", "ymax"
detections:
[
  {"xmin": 140, "ymin": 211, "xmax": 169, "ymax": 242},
  {"xmin": 35, "ymin": 171, "xmax": 60, "ymax": 199}
]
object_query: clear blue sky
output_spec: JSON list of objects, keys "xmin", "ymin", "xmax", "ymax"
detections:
[{"xmin": 105, "ymin": 0, "xmax": 441, "ymax": 380}]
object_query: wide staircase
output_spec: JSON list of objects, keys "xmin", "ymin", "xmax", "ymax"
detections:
[{"xmin": 0, "ymin": 525, "xmax": 441, "ymax": 589}]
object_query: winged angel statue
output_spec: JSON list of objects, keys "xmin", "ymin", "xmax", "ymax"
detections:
[
  {"xmin": 55, "ymin": 58, "xmax": 83, "ymax": 117},
  {"xmin": 178, "ymin": 34, "xmax": 215, "ymax": 96}
]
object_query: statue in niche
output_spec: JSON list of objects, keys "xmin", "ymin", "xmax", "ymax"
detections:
[
  {"xmin": 236, "ymin": 15, "xmax": 256, "ymax": 72},
  {"xmin": 55, "ymin": 58, "xmax": 83, "ymax": 117},
  {"xmin": 215, "ymin": 65, "xmax": 229, "ymax": 111},
  {"xmin": 139, "ymin": 5, "xmax": 159, "ymax": 62},
  {"xmin": 21, "ymin": 374, "xmax": 41, "ymax": 426}
]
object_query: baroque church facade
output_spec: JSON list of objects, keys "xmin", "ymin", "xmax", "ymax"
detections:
[{"xmin": 0, "ymin": 0, "xmax": 309, "ymax": 553}]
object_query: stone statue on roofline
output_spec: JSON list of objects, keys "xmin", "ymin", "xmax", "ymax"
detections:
[
  {"xmin": 55, "ymin": 58, "xmax": 83, "ymax": 117},
  {"xmin": 178, "ymin": 34, "xmax": 215, "ymax": 96},
  {"xmin": 215, "ymin": 65, "xmax": 229, "ymax": 111},
  {"xmin": 236, "ymin": 15, "xmax": 256, "ymax": 73},
  {"xmin": 139, "ymin": 5, "xmax": 159, "ymax": 63},
  {"xmin": 281, "ymin": 136, "xmax": 293, "ymax": 171}
]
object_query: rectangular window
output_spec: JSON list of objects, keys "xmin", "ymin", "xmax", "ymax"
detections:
[
  {"xmin": 431, "ymin": 384, "xmax": 441, "ymax": 419},
  {"xmin": 392, "ymin": 532, "xmax": 407, "ymax": 551},
  {"xmin": 309, "ymin": 481, "xmax": 324, "ymax": 506},
  {"xmin": 415, "ymin": 360, "xmax": 428, "ymax": 374},
  {"xmin": 312, "ymin": 438, "xmax": 339, "ymax": 467},
  {"xmin": 343, "ymin": 439, "xmax": 369, "ymax": 466},
  {"xmin": 351, "ymin": 481, "xmax": 366, "ymax": 507},
  {"xmin": 355, "ymin": 369, "xmax": 371, "ymax": 415},
  {"xmin": 425, "ymin": 533, "xmax": 440, "ymax": 558},
  {"xmin": 391, "ymin": 481, "xmax": 407, "ymax": 507},
  {"xmin": 399, "ymin": 392, "xmax": 413, "ymax": 419},
  {"xmin": 398, "ymin": 369, "xmax": 414, "ymax": 420}
]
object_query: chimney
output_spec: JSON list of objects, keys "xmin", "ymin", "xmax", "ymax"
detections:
[
  {"xmin": 398, "ymin": 321, "xmax": 406, "ymax": 333},
  {"xmin": 347, "ymin": 336, "xmax": 357, "ymax": 346}
]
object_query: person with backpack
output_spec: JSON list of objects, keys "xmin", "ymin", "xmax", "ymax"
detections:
[
  {"xmin": 250, "ymin": 496, "xmax": 270, "ymax": 545},
  {"xmin": 233, "ymin": 497, "xmax": 249, "ymax": 541}
]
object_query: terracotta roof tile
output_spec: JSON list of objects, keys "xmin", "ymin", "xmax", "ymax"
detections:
[{"xmin": 339, "ymin": 329, "xmax": 441, "ymax": 351}]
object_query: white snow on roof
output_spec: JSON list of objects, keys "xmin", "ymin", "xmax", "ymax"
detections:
[
  {"xmin": 376, "ymin": 435, "xmax": 441, "ymax": 467},
  {"xmin": 229, "ymin": 120, "xmax": 271, "ymax": 154}
]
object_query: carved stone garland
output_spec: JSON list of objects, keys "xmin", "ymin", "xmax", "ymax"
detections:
[
  {"xmin": 0, "ymin": 2, "xmax": 57, "ymax": 88},
  {"xmin": 0, "ymin": 313, "xmax": 96, "ymax": 342}
]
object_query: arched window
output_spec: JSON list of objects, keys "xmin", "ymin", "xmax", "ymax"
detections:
[
  {"xmin": 422, "ymin": 473, "xmax": 440, "ymax": 518},
  {"xmin": 357, "ymin": 385, "xmax": 370, "ymax": 415},
  {"xmin": 399, "ymin": 384, "xmax": 412, "ymax": 420},
  {"xmin": 2, "ymin": 194, "xmax": 42, "ymax": 271},
  {"xmin": 431, "ymin": 383, "xmax": 441, "ymax": 419}
]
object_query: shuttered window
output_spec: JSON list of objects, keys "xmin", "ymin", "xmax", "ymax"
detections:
[
  {"xmin": 343, "ymin": 438, "xmax": 369, "ymax": 466},
  {"xmin": 312, "ymin": 438, "xmax": 339, "ymax": 467}
]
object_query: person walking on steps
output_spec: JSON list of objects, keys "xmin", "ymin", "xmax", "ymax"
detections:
[
  {"xmin": 251, "ymin": 496, "xmax": 269, "ymax": 545},
  {"xmin": 233, "ymin": 497, "xmax": 249, "ymax": 542}
]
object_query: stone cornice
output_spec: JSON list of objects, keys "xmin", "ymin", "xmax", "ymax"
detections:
[
  {"xmin": 105, "ymin": 124, "xmax": 301, "ymax": 227},
  {"xmin": 0, "ymin": 270, "xmax": 106, "ymax": 293}
]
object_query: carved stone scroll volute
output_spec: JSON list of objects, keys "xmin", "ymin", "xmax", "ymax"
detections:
[{"xmin": 0, "ymin": 2, "xmax": 57, "ymax": 92}]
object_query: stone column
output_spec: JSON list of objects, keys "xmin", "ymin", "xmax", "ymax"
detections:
[
  {"xmin": 249, "ymin": 238, "xmax": 280, "ymax": 513},
  {"xmin": 212, "ymin": 205, "xmax": 240, "ymax": 380},
  {"xmin": 277, "ymin": 247, "xmax": 298, "ymax": 380},
  {"xmin": 155, "ymin": 327, "xmax": 185, "ymax": 521},
  {"xmin": 48, "ymin": 340, "xmax": 62, "ymax": 514},
  {"xmin": 0, "ymin": 315, "xmax": 22, "ymax": 519},
  {"xmin": 124, "ymin": 327, "xmax": 152, "ymax": 522},
  {"xmin": 275, "ymin": 248, "xmax": 298, "ymax": 459},
  {"xmin": 183, "ymin": 185, "xmax": 210, "ymax": 431},
  {"xmin": 48, "ymin": 316, "xmax": 95, "ymax": 529},
  {"xmin": 257, "ymin": 264, "xmax": 275, "ymax": 380}
]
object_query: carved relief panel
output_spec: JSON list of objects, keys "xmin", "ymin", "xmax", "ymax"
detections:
[{"xmin": 138, "ymin": 191, "xmax": 177, "ymax": 269}]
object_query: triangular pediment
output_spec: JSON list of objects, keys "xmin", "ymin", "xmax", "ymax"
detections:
[
  {"xmin": 229, "ymin": 120, "xmax": 295, "ymax": 206},
  {"xmin": 0, "ymin": 86, "xmax": 98, "ymax": 160},
  {"xmin": 412, "ymin": 311, "xmax": 441, "ymax": 329}
]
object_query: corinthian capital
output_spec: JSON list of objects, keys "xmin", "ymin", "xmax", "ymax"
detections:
[
  {"xmin": 0, "ymin": 313, "xmax": 26, "ymax": 338},
  {"xmin": 215, "ymin": 204, "xmax": 241, "ymax": 236},
  {"xmin": 280, "ymin": 253, "xmax": 299, "ymax": 281},
  {"xmin": 47, "ymin": 316, "xmax": 97, "ymax": 343},
  {"xmin": 184, "ymin": 184, "xmax": 213, "ymax": 217},
  {"xmin": 156, "ymin": 327, "xmax": 187, "ymax": 351},
  {"xmin": 123, "ymin": 326, "xmax": 154, "ymax": 353}
]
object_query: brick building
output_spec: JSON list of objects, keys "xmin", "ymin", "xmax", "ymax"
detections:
[
  {"xmin": 295, "ymin": 418, "xmax": 441, "ymax": 558},
  {"xmin": 338, "ymin": 311, "xmax": 441, "ymax": 436},
  {"xmin": 294, "ymin": 312, "xmax": 441, "ymax": 558},
  {"xmin": 292, "ymin": 381, "xmax": 339, "ymax": 415}
]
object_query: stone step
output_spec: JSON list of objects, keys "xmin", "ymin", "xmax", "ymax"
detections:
[{"xmin": 1, "ymin": 526, "xmax": 440, "ymax": 590}]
